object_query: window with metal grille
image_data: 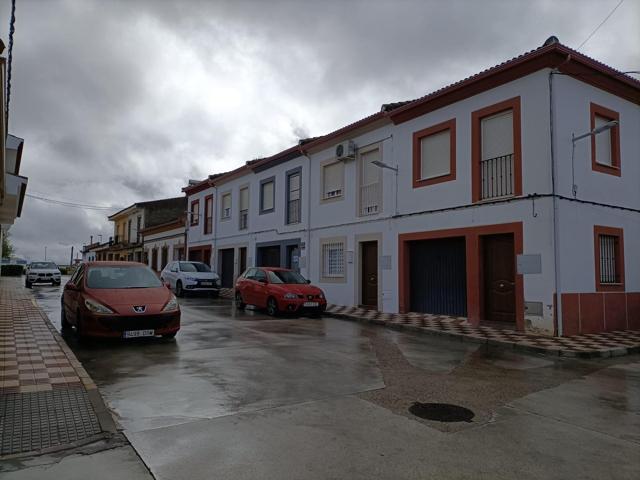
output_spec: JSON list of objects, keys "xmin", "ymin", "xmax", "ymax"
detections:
[
  {"xmin": 599, "ymin": 234, "xmax": 619, "ymax": 284},
  {"xmin": 322, "ymin": 162, "xmax": 343, "ymax": 199},
  {"xmin": 480, "ymin": 110, "xmax": 514, "ymax": 200},
  {"xmin": 221, "ymin": 193, "xmax": 231, "ymax": 219},
  {"xmin": 287, "ymin": 171, "xmax": 301, "ymax": 224},
  {"xmin": 359, "ymin": 149, "xmax": 381, "ymax": 216},
  {"xmin": 239, "ymin": 187, "xmax": 249, "ymax": 230},
  {"xmin": 322, "ymin": 241, "xmax": 344, "ymax": 278}
]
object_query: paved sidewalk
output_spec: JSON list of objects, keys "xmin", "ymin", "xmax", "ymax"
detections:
[
  {"xmin": 326, "ymin": 304, "xmax": 640, "ymax": 358},
  {"xmin": 0, "ymin": 277, "xmax": 115, "ymax": 458}
]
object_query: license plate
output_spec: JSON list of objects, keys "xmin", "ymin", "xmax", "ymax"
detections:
[
  {"xmin": 200, "ymin": 281, "xmax": 213, "ymax": 286},
  {"xmin": 123, "ymin": 329, "xmax": 155, "ymax": 338},
  {"xmin": 303, "ymin": 302, "xmax": 319, "ymax": 307}
]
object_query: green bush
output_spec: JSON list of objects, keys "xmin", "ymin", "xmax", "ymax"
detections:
[{"xmin": 1, "ymin": 264, "xmax": 24, "ymax": 276}]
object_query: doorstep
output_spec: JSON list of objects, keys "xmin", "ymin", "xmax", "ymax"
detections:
[{"xmin": 325, "ymin": 304, "xmax": 640, "ymax": 359}]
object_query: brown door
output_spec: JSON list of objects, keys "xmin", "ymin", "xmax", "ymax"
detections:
[
  {"xmin": 361, "ymin": 241, "xmax": 378, "ymax": 309},
  {"xmin": 482, "ymin": 234, "xmax": 516, "ymax": 323}
]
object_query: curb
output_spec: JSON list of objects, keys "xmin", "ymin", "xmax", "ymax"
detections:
[{"xmin": 324, "ymin": 310, "xmax": 639, "ymax": 359}]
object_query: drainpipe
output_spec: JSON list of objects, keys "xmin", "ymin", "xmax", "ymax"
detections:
[
  {"xmin": 549, "ymin": 69, "xmax": 563, "ymax": 337},
  {"xmin": 299, "ymin": 145, "xmax": 312, "ymax": 281}
]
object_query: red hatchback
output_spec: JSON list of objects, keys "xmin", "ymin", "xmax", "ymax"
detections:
[
  {"xmin": 61, "ymin": 262, "xmax": 180, "ymax": 339},
  {"xmin": 235, "ymin": 267, "xmax": 327, "ymax": 316}
]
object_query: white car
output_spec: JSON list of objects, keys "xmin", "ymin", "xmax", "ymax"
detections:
[
  {"xmin": 160, "ymin": 261, "xmax": 221, "ymax": 297},
  {"xmin": 25, "ymin": 261, "xmax": 62, "ymax": 288}
]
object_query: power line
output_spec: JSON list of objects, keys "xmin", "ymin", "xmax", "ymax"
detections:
[
  {"xmin": 577, "ymin": 0, "xmax": 624, "ymax": 50},
  {"xmin": 25, "ymin": 193, "xmax": 123, "ymax": 211}
]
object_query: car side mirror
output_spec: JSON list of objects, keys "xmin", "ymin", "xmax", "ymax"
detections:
[
  {"xmin": 164, "ymin": 282, "xmax": 171, "ymax": 289},
  {"xmin": 306, "ymin": 279, "xmax": 311, "ymax": 284},
  {"xmin": 65, "ymin": 282, "xmax": 77, "ymax": 291},
  {"xmin": 259, "ymin": 279, "xmax": 268, "ymax": 284}
]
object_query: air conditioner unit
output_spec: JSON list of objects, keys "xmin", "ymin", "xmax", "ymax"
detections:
[{"xmin": 335, "ymin": 140, "xmax": 356, "ymax": 161}]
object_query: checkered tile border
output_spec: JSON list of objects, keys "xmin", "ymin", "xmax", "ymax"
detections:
[{"xmin": 325, "ymin": 304, "xmax": 640, "ymax": 357}]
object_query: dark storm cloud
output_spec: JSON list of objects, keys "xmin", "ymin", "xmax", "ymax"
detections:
[{"xmin": 0, "ymin": 0, "xmax": 637, "ymax": 263}]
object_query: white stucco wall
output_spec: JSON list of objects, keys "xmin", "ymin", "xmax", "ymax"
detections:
[{"xmin": 144, "ymin": 226, "xmax": 186, "ymax": 271}]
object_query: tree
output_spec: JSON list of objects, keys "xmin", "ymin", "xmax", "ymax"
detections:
[{"xmin": 2, "ymin": 231, "xmax": 15, "ymax": 259}]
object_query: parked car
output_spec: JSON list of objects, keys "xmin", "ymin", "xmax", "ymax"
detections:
[
  {"xmin": 160, "ymin": 261, "xmax": 221, "ymax": 297},
  {"xmin": 234, "ymin": 267, "xmax": 327, "ymax": 316},
  {"xmin": 61, "ymin": 261, "xmax": 180, "ymax": 339},
  {"xmin": 25, "ymin": 261, "xmax": 61, "ymax": 288}
]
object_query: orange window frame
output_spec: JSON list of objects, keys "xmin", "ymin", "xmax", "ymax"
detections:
[
  {"xmin": 594, "ymin": 225, "xmax": 624, "ymax": 292},
  {"xmin": 412, "ymin": 119, "xmax": 456, "ymax": 188},
  {"xmin": 590, "ymin": 103, "xmax": 621, "ymax": 176}
]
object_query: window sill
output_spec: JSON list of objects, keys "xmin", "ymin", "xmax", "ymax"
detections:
[
  {"xmin": 596, "ymin": 283, "xmax": 625, "ymax": 292},
  {"xmin": 413, "ymin": 172, "xmax": 455, "ymax": 188},
  {"xmin": 259, "ymin": 209, "xmax": 275, "ymax": 215},
  {"xmin": 592, "ymin": 162, "xmax": 621, "ymax": 177}
]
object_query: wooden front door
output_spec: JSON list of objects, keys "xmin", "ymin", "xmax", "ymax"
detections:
[
  {"xmin": 482, "ymin": 234, "xmax": 516, "ymax": 323},
  {"xmin": 361, "ymin": 241, "xmax": 378, "ymax": 308}
]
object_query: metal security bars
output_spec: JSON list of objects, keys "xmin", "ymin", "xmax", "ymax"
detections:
[
  {"xmin": 239, "ymin": 209, "xmax": 248, "ymax": 230},
  {"xmin": 322, "ymin": 242, "xmax": 344, "ymax": 278},
  {"xmin": 480, "ymin": 153, "xmax": 514, "ymax": 200},
  {"xmin": 599, "ymin": 234, "xmax": 619, "ymax": 284},
  {"xmin": 287, "ymin": 199, "xmax": 301, "ymax": 224},
  {"xmin": 359, "ymin": 182, "xmax": 380, "ymax": 216}
]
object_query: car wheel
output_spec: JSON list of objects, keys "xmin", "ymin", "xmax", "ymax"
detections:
[
  {"xmin": 266, "ymin": 297, "xmax": 279, "ymax": 317},
  {"xmin": 60, "ymin": 303, "xmax": 71, "ymax": 331},
  {"xmin": 235, "ymin": 291, "xmax": 245, "ymax": 310},
  {"xmin": 175, "ymin": 281, "xmax": 184, "ymax": 297},
  {"xmin": 25, "ymin": 280, "xmax": 32, "ymax": 289},
  {"xmin": 162, "ymin": 332, "xmax": 177, "ymax": 339}
]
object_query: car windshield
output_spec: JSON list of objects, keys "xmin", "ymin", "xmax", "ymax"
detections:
[
  {"xmin": 267, "ymin": 270, "xmax": 308, "ymax": 284},
  {"xmin": 31, "ymin": 262, "xmax": 57, "ymax": 269},
  {"xmin": 179, "ymin": 262, "xmax": 211, "ymax": 273},
  {"xmin": 86, "ymin": 266, "xmax": 163, "ymax": 289}
]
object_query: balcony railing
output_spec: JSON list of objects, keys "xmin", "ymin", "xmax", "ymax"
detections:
[
  {"xmin": 480, "ymin": 153, "xmax": 514, "ymax": 200},
  {"xmin": 239, "ymin": 209, "xmax": 248, "ymax": 230},
  {"xmin": 359, "ymin": 182, "xmax": 380, "ymax": 216},
  {"xmin": 287, "ymin": 199, "xmax": 301, "ymax": 224}
]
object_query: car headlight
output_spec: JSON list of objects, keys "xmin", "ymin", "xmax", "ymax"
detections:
[
  {"xmin": 84, "ymin": 298, "xmax": 114, "ymax": 314},
  {"xmin": 162, "ymin": 295, "xmax": 179, "ymax": 312},
  {"xmin": 283, "ymin": 293, "xmax": 298, "ymax": 300}
]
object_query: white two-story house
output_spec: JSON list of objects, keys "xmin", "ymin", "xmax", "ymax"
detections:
[{"xmin": 184, "ymin": 38, "xmax": 639, "ymax": 337}]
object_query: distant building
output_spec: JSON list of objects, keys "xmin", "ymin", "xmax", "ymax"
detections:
[
  {"xmin": 98, "ymin": 197, "xmax": 186, "ymax": 266},
  {"xmin": 140, "ymin": 217, "xmax": 186, "ymax": 272}
]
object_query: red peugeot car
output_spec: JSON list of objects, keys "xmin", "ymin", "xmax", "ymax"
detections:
[
  {"xmin": 61, "ymin": 262, "xmax": 180, "ymax": 339},
  {"xmin": 234, "ymin": 267, "xmax": 327, "ymax": 316}
]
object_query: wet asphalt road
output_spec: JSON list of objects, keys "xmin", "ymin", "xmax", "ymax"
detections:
[{"xmin": 31, "ymin": 280, "xmax": 640, "ymax": 480}]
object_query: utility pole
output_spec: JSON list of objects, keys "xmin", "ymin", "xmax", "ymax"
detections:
[{"xmin": 70, "ymin": 246, "xmax": 74, "ymax": 267}]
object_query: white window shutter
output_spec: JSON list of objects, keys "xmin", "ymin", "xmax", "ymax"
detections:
[
  {"xmin": 481, "ymin": 110, "xmax": 513, "ymax": 160},
  {"xmin": 420, "ymin": 130, "xmax": 450, "ymax": 179}
]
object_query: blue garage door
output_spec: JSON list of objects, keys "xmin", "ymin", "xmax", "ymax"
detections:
[{"xmin": 409, "ymin": 237, "xmax": 467, "ymax": 316}]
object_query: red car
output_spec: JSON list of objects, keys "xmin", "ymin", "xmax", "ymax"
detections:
[
  {"xmin": 235, "ymin": 267, "xmax": 327, "ymax": 316},
  {"xmin": 61, "ymin": 261, "xmax": 180, "ymax": 339}
]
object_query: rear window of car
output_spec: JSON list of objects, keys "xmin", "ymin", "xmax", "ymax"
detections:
[
  {"xmin": 86, "ymin": 266, "xmax": 162, "ymax": 289},
  {"xmin": 179, "ymin": 262, "xmax": 211, "ymax": 273},
  {"xmin": 31, "ymin": 262, "xmax": 57, "ymax": 269}
]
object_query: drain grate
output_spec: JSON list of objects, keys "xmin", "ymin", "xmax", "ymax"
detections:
[{"xmin": 409, "ymin": 402, "xmax": 475, "ymax": 423}]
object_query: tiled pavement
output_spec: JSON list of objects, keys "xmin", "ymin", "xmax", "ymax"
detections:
[
  {"xmin": 325, "ymin": 304, "xmax": 640, "ymax": 358},
  {"xmin": 0, "ymin": 277, "xmax": 113, "ymax": 457}
]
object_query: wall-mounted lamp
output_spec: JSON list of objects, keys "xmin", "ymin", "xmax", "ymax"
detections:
[
  {"xmin": 372, "ymin": 160, "xmax": 398, "ymax": 172},
  {"xmin": 570, "ymin": 120, "xmax": 618, "ymax": 197}
]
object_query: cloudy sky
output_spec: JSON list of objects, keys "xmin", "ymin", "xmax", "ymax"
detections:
[{"xmin": 1, "ymin": 0, "xmax": 638, "ymax": 263}]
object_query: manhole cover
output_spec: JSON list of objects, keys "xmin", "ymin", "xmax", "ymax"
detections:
[{"xmin": 409, "ymin": 402, "xmax": 475, "ymax": 423}]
